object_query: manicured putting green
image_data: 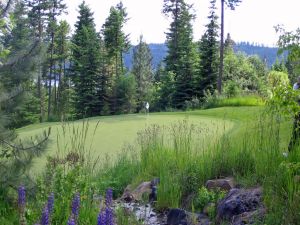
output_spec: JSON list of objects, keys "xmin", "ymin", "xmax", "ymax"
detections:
[{"xmin": 17, "ymin": 111, "xmax": 236, "ymax": 173}]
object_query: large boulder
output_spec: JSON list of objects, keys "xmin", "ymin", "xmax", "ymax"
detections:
[
  {"xmin": 217, "ymin": 187, "xmax": 264, "ymax": 222},
  {"xmin": 205, "ymin": 177, "xmax": 235, "ymax": 191}
]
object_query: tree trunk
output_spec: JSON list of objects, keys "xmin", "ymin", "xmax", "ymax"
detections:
[
  {"xmin": 218, "ymin": 0, "xmax": 225, "ymax": 94},
  {"xmin": 48, "ymin": 33, "xmax": 54, "ymax": 119}
]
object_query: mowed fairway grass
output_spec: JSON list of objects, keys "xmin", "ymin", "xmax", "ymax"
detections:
[{"xmin": 17, "ymin": 106, "xmax": 279, "ymax": 174}]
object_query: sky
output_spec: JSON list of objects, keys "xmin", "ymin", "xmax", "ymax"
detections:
[{"xmin": 61, "ymin": 0, "xmax": 300, "ymax": 46}]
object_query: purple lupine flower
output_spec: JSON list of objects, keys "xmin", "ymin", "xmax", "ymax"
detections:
[
  {"xmin": 47, "ymin": 193, "xmax": 54, "ymax": 214},
  {"xmin": 18, "ymin": 186, "xmax": 26, "ymax": 208},
  {"xmin": 40, "ymin": 206, "xmax": 49, "ymax": 225},
  {"xmin": 105, "ymin": 206, "xmax": 114, "ymax": 225},
  {"xmin": 71, "ymin": 193, "xmax": 80, "ymax": 219},
  {"xmin": 67, "ymin": 217, "xmax": 76, "ymax": 225},
  {"xmin": 105, "ymin": 188, "xmax": 113, "ymax": 207},
  {"xmin": 97, "ymin": 210, "xmax": 106, "ymax": 225}
]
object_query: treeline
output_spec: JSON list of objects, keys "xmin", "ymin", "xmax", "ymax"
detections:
[
  {"xmin": 124, "ymin": 42, "xmax": 284, "ymax": 69},
  {"xmin": 0, "ymin": 0, "xmax": 296, "ymax": 128}
]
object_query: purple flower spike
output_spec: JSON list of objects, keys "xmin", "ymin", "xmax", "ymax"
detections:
[
  {"xmin": 18, "ymin": 186, "xmax": 26, "ymax": 208},
  {"xmin": 40, "ymin": 206, "xmax": 49, "ymax": 225},
  {"xmin": 97, "ymin": 211, "xmax": 105, "ymax": 225},
  {"xmin": 105, "ymin": 188, "xmax": 113, "ymax": 207},
  {"xmin": 71, "ymin": 193, "xmax": 80, "ymax": 219},
  {"xmin": 67, "ymin": 217, "xmax": 76, "ymax": 225},
  {"xmin": 105, "ymin": 207, "xmax": 114, "ymax": 225},
  {"xmin": 47, "ymin": 193, "xmax": 54, "ymax": 214}
]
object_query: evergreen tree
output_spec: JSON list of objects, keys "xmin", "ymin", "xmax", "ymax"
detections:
[
  {"xmin": 46, "ymin": 0, "xmax": 66, "ymax": 119},
  {"xmin": 131, "ymin": 35, "xmax": 153, "ymax": 111},
  {"xmin": 71, "ymin": 1, "xmax": 101, "ymax": 118},
  {"xmin": 224, "ymin": 33, "xmax": 235, "ymax": 54},
  {"xmin": 1, "ymin": 1, "xmax": 40, "ymax": 127},
  {"xmin": 218, "ymin": 0, "xmax": 242, "ymax": 94},
  {"xmin": 163, "ymin": 0, "xmax": 197, "ymax": 108},
  {"xmin": 25, "ymin": 0, "xmax": 50, "ymax": 122},
  {"xmin": 54, "ymin": 20, "xmax": 70, "ymax": 118},
  {"xmin": 102, "ymin": 1, "xmax": 130, "ymax": 113},
  {"xmin": 0, "ymin": 0, "xmax": 50, "ymax": 193},
  {"xmin": 197, "ymin": 0, "xmax": 219, "ymax": 96}
]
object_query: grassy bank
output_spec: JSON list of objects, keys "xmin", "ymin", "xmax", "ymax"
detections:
[{"xmin": 7, "ymin": 106, "xmax": 300, "ymax": 224}]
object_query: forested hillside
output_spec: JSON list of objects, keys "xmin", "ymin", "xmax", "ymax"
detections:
[{"xmin": 124, "ymin": 42, "xmax": 283, "ymax": 69}]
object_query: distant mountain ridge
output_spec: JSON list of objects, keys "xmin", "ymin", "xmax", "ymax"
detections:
[{"xmin": 124, "ymin": 42, "xmax": 283, "ymax": 70}]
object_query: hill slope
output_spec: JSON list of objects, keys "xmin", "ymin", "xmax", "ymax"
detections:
[{"xmin": 124, "ymin": 42, "xmax": 284, "ymax": 70}]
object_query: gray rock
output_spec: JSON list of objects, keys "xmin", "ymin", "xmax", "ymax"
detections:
[
  {"xmin": 167, "ymin": 208, "xmax": 188, "ymax": 225},
  {"xmin": 232, "ymin": 208, "xmax": 266, "ymax": 225},
  {"xmin": 217, "ymin": 187, "xmax": 263, "ymax": 222},
  {"xmin": 167, "ymin": 209, "xmax": 212, "ymax": 225},
  {"xmin": 205, "ymin": 177, "xmax": 235, "ymax": 191}
]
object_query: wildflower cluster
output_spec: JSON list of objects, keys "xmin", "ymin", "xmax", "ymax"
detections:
[
  {"xmin": 17, "ymin": 186, "xmax": 115, "ymax": 225},
  {"xmin": 97, "ymin": 188, "xmax": 114, "ymax": 225}
]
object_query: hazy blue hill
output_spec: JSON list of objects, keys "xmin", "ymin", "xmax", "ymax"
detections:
[
  {"xmin": 124, "ymin": 43, "xmax": 168, "ymax": 70},
  {"xmin": 124, "ymin": 42, "xmax": 285, "ymax": 70}
]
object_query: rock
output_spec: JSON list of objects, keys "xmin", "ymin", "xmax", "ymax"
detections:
[
  {"xmin": 232, "ymin": 208, "xmax": 266, "ymax": 225},
  {"xmin": 217, "ymin": 187, "xmax": 263, "ymax": 222},
  {"xmin": 167, "ymin": 208, "xmax": 188, "ymax": 225},
  {"xmin": 121, "ymin": 185, "xmax": 135, "ymax": 202},
  {"xmin": 121, "ymin": 178, "xmax": 160, "ymax": 203},
  {"xmin": 167, "ymin": 209, "xmax": 212, "ymax": 225},
  {"xmin": 121, "ymin": 182, "xmax": 151, "ymax": 202},
  {"xmin": 205, "ymin": 177, "xmax": 235, "ymax": 191}
]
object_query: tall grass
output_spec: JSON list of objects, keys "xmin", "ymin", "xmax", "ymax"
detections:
[
  {"xmin": 203, "ymin": 95, "xmax": 265, "ymax": 109},
  {"xmin": 116, "ymin": 110, "xmax": 300, "ymax": 223}
]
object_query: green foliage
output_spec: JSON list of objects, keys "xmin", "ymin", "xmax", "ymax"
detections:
[
  {"xmin": 132, "ymin": 35, "xmax": 154, "ymax": 111},
  {"xmin": 267, "ymin": 84, "xmax": 300, "ymax": 117},
  {"xmin": 275, "ymin": 25, "xmax": 300, "ymax": 72},
  {"xmin": 197, "ymin": 0, "xmax": 219, "ymax": 96},
  {"xmin": 71, "ymin": 2, "xmax": 102, "ymax": 118},
  {"xmin": 223, "ymin": 51, "xmax": 267, "ymax": 94},
  {"xmin": 267, "ymin": 70, "xmax": 289, "ymax": 89},
  {"xmin": 194, "ymin": 187, "xmax": 225, "ymax": 217},
  {"xmin": 203, "ymin": 94, "xmax": 264, "ymax": 109},
  {"xmin": 163, "ymin": 0, "xmax": 198, "ymax": 108},
  {"xmin": 116, "ymin": 74, "xmax": 137, "ymax": 114},
  {"xmin": 223, "ymin": 80, "xmax": 241, "ymax": 97},
  {"xmin": 115, "ymin": 207, "xmax": 142, "ymax": 225}
]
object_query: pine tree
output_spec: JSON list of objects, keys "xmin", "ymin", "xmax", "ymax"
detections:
[
  {"xmin": 102, "ymin": 1, "xmax": 130, "ymax": 113},
  {"xmin": 46, "ymin": 0, "xmax": 66, "ymax": 119},
  {"xmin": 0, "ymin": 0, "xmax": 50, "ymax": 193},
  {"xmin": 197, "ymin": 0, "xmax": 219, "ymax": 96},
  {"xmin": 218, "ymin": 0, "xmax": 242, "ymax": 94},
  {"xmin": 131, "ymin": 35, "xmax": 153, "ymax": 111},
  {"xmin": 54, "ymin": 20, "xmax": 70, "ymax": 119},
  {"xmin": 25, "ymin": 0, "xmax": 50, "ymax": 122},
  {"xmin": 163, "ymin": 0, "xmax": 197, "ymax": 108},
  {"xmin": 71, "ymin": 1, "xmax": 101, "ymax": 118}
]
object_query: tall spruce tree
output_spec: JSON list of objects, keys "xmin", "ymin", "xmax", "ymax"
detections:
[
  {"xmin": 163, "ymin": 0, "xmax": 197, "ymax": 108},
  {"xmin": 218, "ymin": 0, "xmax": 242, "ymax": 94},
  {"xmin": 198, "ymin": 0, "xmax": 219, "ymax": 96},
  {"xmin": 102, "ymin": 1, "xmax": 130, "ymax": 114},
  {"xmin": 131, "ymin": 35, "xmax": 153, "ymax": 111},
  {"xmin": 71, "ymin": 1, "xmax": 101, "ymax": 118}
]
